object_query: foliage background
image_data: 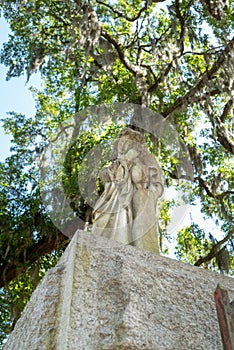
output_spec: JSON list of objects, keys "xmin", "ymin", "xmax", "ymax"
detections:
[{"xmin": 0, "ymin": 0, "xmax": 234, "ymax": 345}]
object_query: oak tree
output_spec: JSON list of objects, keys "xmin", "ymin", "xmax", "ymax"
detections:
[{"xmin": 0, "ymin": 0, "xmax": 233, "ymax": 344}]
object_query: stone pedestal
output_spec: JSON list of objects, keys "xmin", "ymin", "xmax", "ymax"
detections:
[{"xmin": 4, "ymin": 230, "xmax": 234, "ymax": 350}]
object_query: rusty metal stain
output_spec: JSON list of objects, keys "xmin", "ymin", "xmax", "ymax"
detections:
[{"xmin": 214, "ymin": 284, "xmax": 234, "ymax": 350}]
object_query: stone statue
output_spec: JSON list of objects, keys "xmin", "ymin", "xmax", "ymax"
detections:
[{"xmin": 92, "ymin": 127, "xmax": 164, "ymax": 253}]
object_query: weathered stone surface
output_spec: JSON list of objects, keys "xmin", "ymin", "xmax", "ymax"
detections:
[
  {"xmin": 93, "ymin": 127, "xmax": 163, "ymax": 254},
  {"xmin": 4, "ymin": 230, "xmax": 234, "ymax": 350}
]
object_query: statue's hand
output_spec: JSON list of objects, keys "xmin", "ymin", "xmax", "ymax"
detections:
[
  {"xmin": 119, "ymin": 149, "xmax": 138, "ymax": 162},
  {"xmin": 99, "ymin": 167, "xmax": 111, "ymax": 184}
]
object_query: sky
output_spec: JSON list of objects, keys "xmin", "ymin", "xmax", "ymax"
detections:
[{"xmin": 0, "ymin": 17, "xmax": 41, "ymax": 161}]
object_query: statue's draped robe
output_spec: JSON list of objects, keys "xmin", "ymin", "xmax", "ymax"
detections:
[
  {"xmin": 93, "ymin": 131, "xmax": 163, "ymax": 254},
  {"xmin": 93, "ymin": 160, "xmax": 133, "ymax": 244}
]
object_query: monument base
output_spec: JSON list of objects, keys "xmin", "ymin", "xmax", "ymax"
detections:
[{"xmin": 4, "ymin": 230, "xmax": 234, "ymax": 350}]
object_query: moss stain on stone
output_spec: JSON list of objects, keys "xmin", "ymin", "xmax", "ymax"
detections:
[
  {"xmin": 78, "ymin": 244, "xmax": 91, "ymax": 274},
  {"xmin": 115, "ymin": 321, "xmax": 127, "ymax": 343}
]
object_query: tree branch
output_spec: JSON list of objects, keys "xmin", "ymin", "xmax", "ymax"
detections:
[
  {"xmin": 101, "ymin": 30, "xmax": 138, "ymax": 75},
  {"xmin": 161, "ymin": 36, "xmax": 234, "ymax": 117},
  {"xmin": 194, "ymin": 176, "xmax": 233, "ymax": 225},
  {"xmin": 148, "ymin": 61, "xmax": 173, "ymax": 93},
  {"xmin": 96, "ymin": 0, "xmax": 165, "ymax": 21},
  {"xmin": 216, "ymin": 131, "xmax": 234, "ymax": 155},
  {"xmin": 194, "ymin": 228, "xmax": 234, "ymax": 266},
  {"xmin": 148, "ymin": 0, "xmax": 186, "ymax": 93},
  {"xmin": 220, "ymin": 98, "xmax": 233, "ymax": 122},
  {"xmin": 175, "ymin": 0, "xmax": 185, "ymax": 54},
  {"xmin": 205, "ymin": 99, "xmax": 234, "ymax": 155},
  {"xmin": 197, "ymin": 176, "xmax": 215, "ymax": 197},
  {"xmin": 218, "ymin": 190, "xmax": 234, "ymax": 200},
  {"xmin": 196, "ymin": 176, "xmax": 234, "ymax": 202},
  {"xmin": 192, "ymin": 88, "xmax": 221, "ymax": 103},
  {"xmin": 96, "ymin": 0, "xmax": 147, "ymax": 21},
  {"xmin": 182, "ymin": 46, "xmax": 223, "ymax": 57},
  {"xmin": 0, "ymin": 231, "xmax": 68, "ymax": 288}
]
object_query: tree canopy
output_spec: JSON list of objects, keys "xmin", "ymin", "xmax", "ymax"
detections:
[{"xmin": 0, "ymin": 0, "xmax": 234, "ymax": 345}]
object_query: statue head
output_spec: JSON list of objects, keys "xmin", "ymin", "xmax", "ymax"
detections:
[
  {"xmin": 118, "ymin": 127, "xmax": 145, "ymax": 144},
  {"xmin": 111, "ymin": 127, "xmax": 145, "ymax": 159}
]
